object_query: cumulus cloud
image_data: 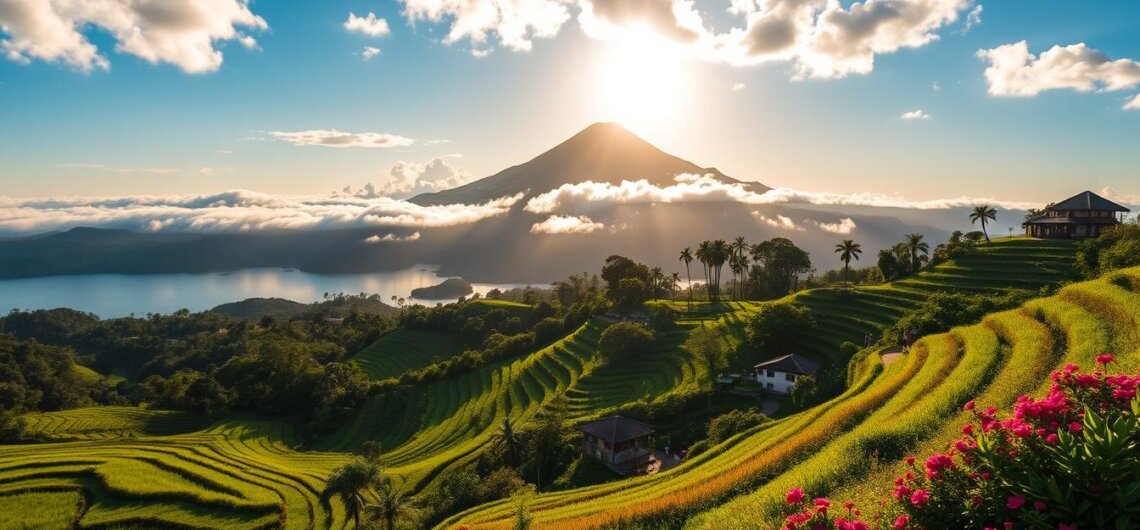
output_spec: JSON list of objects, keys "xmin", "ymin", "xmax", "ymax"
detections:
[
  {"xmin": 393, "ymin": 0, "xmax": 973, "ymax": 79},
  {"xmin": 0, "ymin": 190, "xmax": 522, "ymax": 236},
  {"xmin": 346, "ymin": 158, "xmax": 473, "ymax": 200},
  {"xmin": 810, "ymin": 217, "xmax": 857, "ymax": 234},
  {"xmin": 399, "ymin": 0, "xmax": 571, "ymax": 52},
  {"xmin": 977, "ymin": 41, "xmax": 1140, "ymax": 108},
  {"xmin": 0, "ymin": 0, "xmax": 267, "ymax": 73},
  {"xmin": 344, "ymin": 12, "xmax": 391, "ymax": 36},
  {"xmin": 364, "ymin": 231, "xmax": 422, "ymax": 243},
  {"xmin": 1126, "ymin": 94, "xmax": 1140, "ymax": 111},
  {"xmin": 362, "ymin": 46, "xmax": 381, "ymax": 61},
  {"xmin": 270, "ymin": 130, "xmax": 415, "ymax": 148},
  {"xmin": 524, "ymin": 174, "xmax": 1036, "ymax": 213},
  {"xmin": 752, "ymin": 212, "xmax": 803, "ymax": 231},
  {"xmin": 900, "ymin": 109, "xmax": 931, "ymax": 120},
  {"xmin": 530, "ymin": 214, "xmax": 605, "ymax": 234},
  {"xmin": 962, "ymin": 5, "xmax": 982, "ymax": 33}
]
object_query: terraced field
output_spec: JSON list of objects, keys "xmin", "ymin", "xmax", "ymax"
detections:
[
  {"xmin": 0, "ymin": 239, "xmax": 1105, "ymax": 530},
  {"xmin": 439, "ymin": 265, "xmax": 1140, "ymax": 530}
]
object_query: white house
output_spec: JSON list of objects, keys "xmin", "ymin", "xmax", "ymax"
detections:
[{"xmin": 753, "ymin": 354, "xmax": 820, "ymax": 395}]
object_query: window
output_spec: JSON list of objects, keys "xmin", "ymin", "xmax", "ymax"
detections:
[
  {"xmin": 766, "ymin": 369, "xmax": 775, "ymax": 377},
  {"xmin": 785, "ymin": 373, "xmax": 796, "ymax": 382},
  {"xmin": 766, "ymin": 382, "xmax": 774, "ymax": 389}
]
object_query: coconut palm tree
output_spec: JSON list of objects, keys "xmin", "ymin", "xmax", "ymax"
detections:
[
  {"xmin": 729, "ymin": 254, "xmax": 748, "ymax": 300},
  {"xmin": 711, "ymin": 239, "xmax": 730, "ymax": 301},
  {"xmin": 370, "ymin": 477, "xmax": 410, "ymax": 530},
  {"xmin": 970, "ymin": 205, "xmax": 997, "ymax": 243},
  {"xmin": 730, "ymin": 236, "xmax": 748, "ymax": 299},
  {"xmin": 903, "ymin": 233, "xmax": 930, "ymax": 272},
  {"xmin": 493, "ymin": 417, "xmax": 523, "ymax": 468},
  {"xmin": 696, "ymin": 241, "xmax": 713, "ymax": 300},
  {"xmin": 670, "ymin": 272, "xmax": 681, "ymax": 303},
  {"xmin": 322, "ymin": 458, "xmax": 381, "ymax": 529},
  {"xmin": 650, "ymin": 267, "xmax": 665, "ymax": 301},
  {"xmin": 834, "ymin": 240, "xmax": 863, "ymax": 288},
  {"xmin": 679, "ymin": 248, "xmax": 695, "ymax": 306}
]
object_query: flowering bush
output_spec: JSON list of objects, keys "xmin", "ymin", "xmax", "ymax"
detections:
[{"xmin": 782, "ymin": 357, "xmax": 1140, "ymax": 530}]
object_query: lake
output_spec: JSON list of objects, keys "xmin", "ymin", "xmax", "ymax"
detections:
[{"xmin": 0, "ymin": 266, "xmax": 542, "ymax": 318}]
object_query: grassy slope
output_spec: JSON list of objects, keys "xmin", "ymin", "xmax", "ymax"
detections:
[
  {"xmin": 350, "ymin": 329, "xmax": 466, "ymax": 380},
  {"xmin": 0, "ymin": 239, "xmax": 1092, "ymax": 530}
]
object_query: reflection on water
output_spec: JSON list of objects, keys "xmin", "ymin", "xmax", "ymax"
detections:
[{"xmin": 0, "ymin": 266, "xmax": 541, "ymax": 318}]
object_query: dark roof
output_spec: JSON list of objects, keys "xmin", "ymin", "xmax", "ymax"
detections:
[
  {"xmin": 1049, "ymin": 191, "xmax": 1130, "ymax": 212},
  {"xmin": 1024, "ymin": 216, "xmax": 1120, "ymax": 225},
  {"xmin": 753, "ymin": 354, "xmax": 820, "ymax": 376},
  {"xmin": 575, "ymin": 416, "xmax": 655, "ymax": 443}
]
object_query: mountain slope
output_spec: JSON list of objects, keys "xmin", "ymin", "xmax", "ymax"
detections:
[{"xmin": 410, "ymin": 122, "xmax": 769, "ymax": 205}]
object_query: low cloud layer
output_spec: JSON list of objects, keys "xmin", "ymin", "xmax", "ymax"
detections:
[
  {"xmin": 978, "ymin": 41, "xmax": 1140, "ymax": 109},
  {"xmin": 270, "ymin": 130, "xmax": 415, "ymax": 148},
  {"xmin": 530, "ymin": 215, "xmax": 605, "ymax": 235},
  {"xmin": 396, "ymin": 0, "xmax": 975, "ymax": 79},
  {"xmin": 364, "ymin": 231, "xmax": 421, "ymax": 243},
  {"xmin": 524, "ymin": 174, "xmax": 1037, "ymax": 214},
  {"xmin": 752, "ymin": 212, "xmax": 857, "ymax": 234},
  {"xmin": 0, "ymin": 0, "xmax": 266, "ymax": 73},
  {"xmin": 345, "ymin": 158, "xmax": 473, "ymax": 200},
  {"xmin": 0, "ymin": 190, "xmax": 521, "ymax": 236}
]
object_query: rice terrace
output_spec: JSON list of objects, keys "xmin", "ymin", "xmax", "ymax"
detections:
[{"xmin": 2, "ymin": 2, "xmax": 1140, "ymax": 529}]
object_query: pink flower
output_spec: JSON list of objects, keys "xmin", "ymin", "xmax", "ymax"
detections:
[
  {"xmin": 910, "ymin": 489, "xmax": 929, "ymax": 506},
  {"xmin": 786, "ymin": 487, "xmax": 805, "ymax": 505},
  {"xmin": 1034, "ymin": 501, "xmax": 1047, "ymax": 511},
  {"xmin": 1046, "ymin": 433, "xmax": 1060, "ymax": 444},
  {"xmin": 1069, "ymin": 421, "xmax": 1082, "ymax": 433},
  {"xmin": 962, "ymin": 424, "xmax": 974, "ymax": 436},
  {"xmin": 905, "ymin": 456, "xmax": 916, "ymax": 466},
  {"xmin": 1096, "ymin": 354, "xmax": 1115, "ymax": 365},
  {"xmin": 1005, "ymin": 523, "xmax": 1015, "ymax": 530},
  {"xmin": 1007, "ymin": 495, "xmax": 1026, "ymax": 510},
  {"xmin": 894, "ymin": 515, "xmax": 910, "ymax": 530},
  {"xmin": 964, "ymin": 400, "xmax": 976, "ymax": 411}
]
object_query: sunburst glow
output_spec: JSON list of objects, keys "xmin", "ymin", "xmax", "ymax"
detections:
[{"xmin": 595, "ymin": 28, "xmax": 691, "ymax": 133}]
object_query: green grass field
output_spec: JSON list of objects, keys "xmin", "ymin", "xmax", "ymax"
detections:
[{"xmin": 2, "ymin": 239, "xmax": 1119, "ymax": 530}]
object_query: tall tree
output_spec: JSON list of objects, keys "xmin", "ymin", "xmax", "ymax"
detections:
[
  {"xmin": 970, "ymin": 205, "xmax": 998, "ymax": 243},
  {"xmin": 679, "ymin": 248, "xmax": 695, "ymax": 306},
  {"xmin": 903, "ymin": 233, "xmax": 930, "ymax": 273},
  {"xmin": 834, "ymin": 240, "xmax": 863, "ymax": 288},
  {"xmin": 730, "ymin": 236, "xmax": 748, "ymax": 300},
  {"xmin": 750, "ymin": 238, "xmax": 812, "ymax": 299},
  {"xmin": 670, "ymin": 272, "xmax": 681, "ymax": 303},
  {"xmin": 650, "ymin": 267, "xmax": 665, "ymax": 301},
  {"xmin": 372, "ymin": 478, "xmax": 409, "ymax": 530},
  {"xmin": 711, "ymin": 239, "xmax": 730, "ymax": 301},
  {"xmin": 494, "ymin": 417, "xmax": 523, "ymax": 468},
  {"xmin": 696, "ymin": 241, "xmax": 713, "ymax": 301}
]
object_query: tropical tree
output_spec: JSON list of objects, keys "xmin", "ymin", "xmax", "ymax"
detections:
[
  {"xmin": 371, "ymin": 478, "xmax": 410, "ymax": 530},
  {"xmin": 903, "ymin": 233, "xmax": 930, "ymax": 272},
  {"xmin": 711, "ymin": 239, "xmax": 731, "ymax": 301},
  {"xmin": 321, "ymin": 457, "xmax": 381, "ymax": 529},
  {"xmin": 730, "ymin": 236, "xmax": 748, "ymax": 299},
  {"xmin": 834, "ymin": 239, "xmax": 863, "ymax": 288},
  {"xmin": 650, "ymin": 267, "xmax": 665, "ymax": 301},
  {"xmin": 493, "ymin": 417, "xmax": 523, "ymax": 468},
  {"xmin": 670, "ymin": 272, "xmax": 681, "ymax": 303},
  {"xmin": 970, "ymin": 204, "xmax": 997, "ymax": 243},
  {"xmin": 679, "ymin": 248, "xmax": 695, "ymax": 306},
  {"xmin": 696, "ymin": 241, "xmax": 713, "ymax": 300}
]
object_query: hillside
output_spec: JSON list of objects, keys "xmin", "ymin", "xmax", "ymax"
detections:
[
  {"xmin": 0, "ymin": 239, "xmax": 1114, "ymax": 530},
  {"xmin": 410, "ymin": 122, "xmax": 769, "ymax": 206}
]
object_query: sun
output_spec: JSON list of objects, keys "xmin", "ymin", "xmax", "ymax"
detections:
[{"xmin": 594, "ymin": 28, "xmax": 691, "ymax": 133}]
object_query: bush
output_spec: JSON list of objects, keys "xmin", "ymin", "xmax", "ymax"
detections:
[
  {"xmin": 598, "ymin": 322, "xmax": 655, "ymax": 364},
  {"xmin": 746, "ymin": 303, "xmax": 816, "ymax": 355},
  {"xmin": 779, "ymin": 358, "xmax": 1140, "ymax": 530},
  {"xmin": 707, "ymin": 408, "xmax": 769, "ymax": 445}
]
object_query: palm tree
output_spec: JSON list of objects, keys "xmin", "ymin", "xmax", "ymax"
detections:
[
  {"xmin": 696, "ymin": 241, "xmax": 713, "ymax": 301},
  {"xmin": 711, "ymin": 239, "xmax": 731, "ymax": 301},
  {"xmin": 670, "ymin": 272, "xmax": 681, "ymax": 303},
  {"xmin": 730, "ymin": 236, "xmax": 748, "ymax": 300},
  {"xmin": 493, "ymin": 417, "xmax": 523, "ymax": 468},
  {"xmin": 892, "ymin": 242, "xmax": 911, "ymax": 275},
  {"xmin": 903, "ymin": 233, "xmax": 930, "ymax": 272},
  {"xmin": 650, "ymin": 267, "xmax": 665, "ymax": 301},
  {"xmin": 970, "ymin": 205, "xmax": 997, "ymax": 243},
  {"xmin": 834, "ymin": 240, "xmax": 863, "ymax": 288},
  {"xmin": 729, "ymin": 254, "xmax": 747, "ymax": 301},
  {"xmin": 370, "ymin": 477, "xmax": 410, "ymax": 530},
  {"xmin": 679, "ymin": 248, "xmax": 695, "ymax": 306},
  {"xmin": 322, "ymin": 458, "xmax": 381, "ymax": 529}
]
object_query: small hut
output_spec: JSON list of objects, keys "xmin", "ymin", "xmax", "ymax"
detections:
[{"xmin": 575, "ymin": 416, "xmax": 655, "ymax": 474}]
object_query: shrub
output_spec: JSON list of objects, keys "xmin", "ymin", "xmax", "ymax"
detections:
[
  {"xmin": 707, "ymin": 408, "xmax": 769, "ymax": 445},
  {"xmin": 746, "ymin": 303, "xmax": 816, "ymax": 356},
  {"xmin": 598, "ymin": 322, "xmax": 655, "ymax": 364}
]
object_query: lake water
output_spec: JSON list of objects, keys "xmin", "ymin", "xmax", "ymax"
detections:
[{"xmin": 0, "ymin": 266, "xmax": 542, "ymax": 318}]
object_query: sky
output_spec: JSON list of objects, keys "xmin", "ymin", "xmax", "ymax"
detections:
[{"xmin": 1, "ymin": 0, "xmax": 1139, "ymax": 208}]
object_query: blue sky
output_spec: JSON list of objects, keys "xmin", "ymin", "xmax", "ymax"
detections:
[{"xmin": 1, "ymin": 0, "xmax": 1138, "ymax": 205}]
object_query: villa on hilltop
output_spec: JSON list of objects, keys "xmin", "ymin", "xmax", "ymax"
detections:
[{"xmin": 1024, "ymin": 190, "xmax": 1130, "ymax": 239}]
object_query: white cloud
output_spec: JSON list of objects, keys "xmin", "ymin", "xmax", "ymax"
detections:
[
  {"xmin": 399, "ymin": 0, "xmax": 572, "ymax": 52},
  {"xmin": 348, "ymin": 158, "xmax": 473, "ymax": 199},
  {"xmin": 900, "ymin": 109, "xmax": 931, "ymax": 120},
  {"xmin": 0, "ymin": 190, "xmax": 523, "ymax": 236},
  {"xmin": 524, "ymin": 173, "xmax": 1036, "ymax": 213},
  {"xmin": 60, "ymin": 163, "xmax": 177, "ymax": 175},
  {"xmin": 962, "ymin": 5, "xmax": 982, "ymax": 33},
  {"xmin": 270, "ymin": 130, "xmax": 415, "ymax": 148},
  {"xmin": 362, "ymin": 46, "xmax": 381, "ymax": 61},
  {"xmin": 0, "ymin": 0, "xmax": 267, "ymax": 73},
  {"xmin": 752, "ymin": 212, "xmax": 804, "ymax": 231},
  {"xmin": 810, "ymin": 217, "xmax": 857, "ymax": 234},
  {"xmin": 977, "ymin": 41, "xmax": 1140, "ymax": 100},
  {"xmin": 731, "ymin": 82, "xmax": 745, "ymax": 91},
  {"xmin": 529, "ymin": 214, "xmax": 604, "ymax": 234},
  {"xmin": 1124, "ymin": 94, "xmax": 1140, "ymax": 111},
  {"xmin": 1099, "ymin": 187, "xmax": 1140, "ymax": 207},
  {"xmin": 364, "ymin": 232, "xmax": 422, "ymax": 243},
  {"xmin": 200, "ymin": 167, "xmax": 214, "ymax": 176},
  {"xmin": 344, "ymin": 12, "xmax": 391, "ymax": 37},
  {"xmin": 394, "ymin": 0, "xmax": 973, "ymax": 79}
]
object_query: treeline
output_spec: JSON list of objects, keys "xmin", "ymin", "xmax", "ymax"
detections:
[
  {"xmin": 0, "ymin": 307, "xmax": 392, "ymax": 440},
  {"xmin": 1077, "ymin": 220, "xmax": 1140, "ymax": 278}
]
